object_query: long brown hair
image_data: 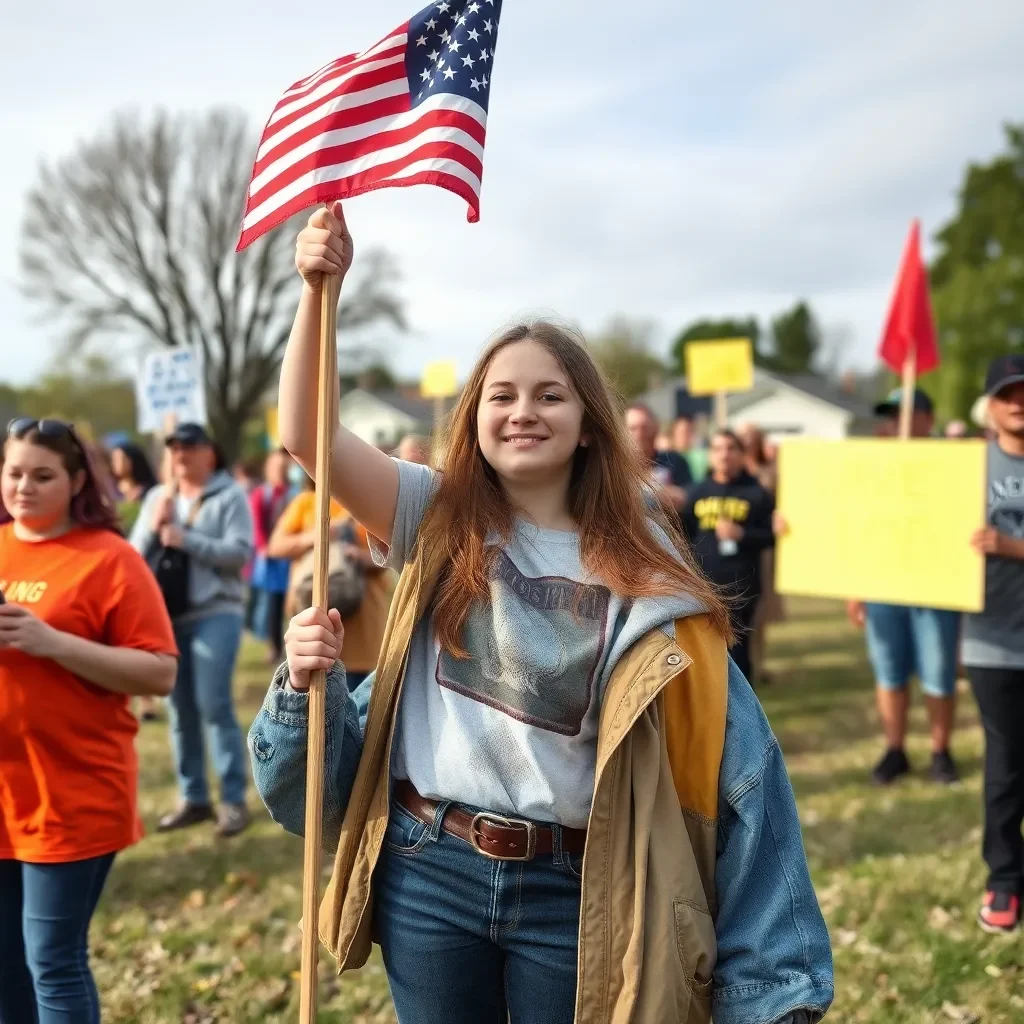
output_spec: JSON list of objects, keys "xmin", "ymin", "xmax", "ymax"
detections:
[
  {"xmin": 419, "ymin": 320, "xmax": 732, "ymax": 657},
  {"xmin": 1, "ymin": 423, "xmax": 122, "ymax": 534}
]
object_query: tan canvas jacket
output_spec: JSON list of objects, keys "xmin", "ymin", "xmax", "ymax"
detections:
[{"xmin": 317, "ymin": 540, "xmax": 728, "ymax": 1024}]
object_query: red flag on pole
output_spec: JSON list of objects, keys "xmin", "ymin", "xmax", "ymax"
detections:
[{"xmin": 877, "ymin": 219, "xmax": 940, "ymax": 375}]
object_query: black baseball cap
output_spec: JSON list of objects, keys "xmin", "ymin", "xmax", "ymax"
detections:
[
  {"xmin": 165, "ymin": 422, "xmax": 214, "ymax": 447},
  {"xmin": 873, "ymin": 387, "xmax": 934, "ymax": 417},
  {"xmin": 984, "ymin": 354, "xmax": 1024, "ymax": 398}
]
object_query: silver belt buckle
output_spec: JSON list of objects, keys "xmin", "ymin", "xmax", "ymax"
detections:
[{"xmin": 469, "ymin": 812, "xmax": 537, "ymax": 861}]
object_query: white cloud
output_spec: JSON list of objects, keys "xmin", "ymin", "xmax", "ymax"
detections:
[{"xmin": 1, "ymin": 0, "xmax": 1021, "ymax": 387}]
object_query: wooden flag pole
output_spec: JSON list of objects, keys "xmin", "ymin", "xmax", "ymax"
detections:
[
  {"xmin": 299, "ymin": 272, "xmax": 340, "ymax": 1024},
  {"xmin": 714, "ymin": 390, "xmax": 728, "ymax": 429},
  {"xmin": 898, "ymin": 351, "xmax": 916, "ymax": 440}
]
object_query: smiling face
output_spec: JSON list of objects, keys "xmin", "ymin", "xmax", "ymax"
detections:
[
  {"xmin": 476, "ymin": 339, "xmax": 586, "ymax": 486},
  {"xmin": 1, "ymin": 439, "xmax": 82, "ymax": 531}
]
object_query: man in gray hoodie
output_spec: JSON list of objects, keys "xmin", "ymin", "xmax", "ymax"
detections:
[{"xmin": 131, "ymin": 423, "xmax": 254, "ymax": 836}]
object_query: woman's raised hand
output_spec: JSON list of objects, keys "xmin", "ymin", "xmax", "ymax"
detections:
[
  {"xmin": 294, "ymin": 201, "xmax": 354, "ymax": 288},
  {"xmin": 283, "ymin": 606, "xmax": 345, "ymax": 692}
]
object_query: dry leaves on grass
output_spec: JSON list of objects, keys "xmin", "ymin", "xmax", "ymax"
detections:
[
  {"xmin": 941, "ymin": 1001, "xmax": 980, "ymax": 1024},
  {"xmin": 183, "ymin": 889, "xmax": 206, "ymax": 910},
  {"xmin": 181, "ymin": 1005, "xmax": 217, "ymax": 1024}
]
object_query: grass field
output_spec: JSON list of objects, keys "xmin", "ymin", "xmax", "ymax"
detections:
[{"xmin": 91, "ymin": 599, "xmax": 1023, "ymax": 1023}]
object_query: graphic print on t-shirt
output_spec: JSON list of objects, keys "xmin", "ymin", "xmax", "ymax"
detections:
[
  {"xmin": 991, "ymin": 472, "xmax": 1024, "ymax": 537},
  {"xmin": 436, "ymin": 551, "xmax": 610, "ymax": 736}
]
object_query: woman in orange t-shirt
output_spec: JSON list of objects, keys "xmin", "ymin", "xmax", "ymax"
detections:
[{"xmin": 0, "ymin": 418, "xmax": 178, "ymax": 1024}]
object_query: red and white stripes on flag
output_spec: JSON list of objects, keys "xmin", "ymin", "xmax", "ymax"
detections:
[{"xmin": 236, "ymin": 1, "xmax": 502, "ymax": 250}]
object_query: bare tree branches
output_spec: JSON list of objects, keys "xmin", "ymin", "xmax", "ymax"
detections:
[{"xmin": 19, "ymin": 108, "xmax": 405, "ymax": 460}]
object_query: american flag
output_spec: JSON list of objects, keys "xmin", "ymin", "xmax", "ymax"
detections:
[{"xmin": 237, "ymin": 0, "xmax": 504, "ymax": 250}]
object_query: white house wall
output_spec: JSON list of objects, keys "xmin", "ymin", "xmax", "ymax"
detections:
[
  {"xmin": 339, "ymin": 394, "xmax": 419, "ymax": 448},
  {"xmin": 729, "ymin": 391, "xmax": 852, "ymax": 439}
]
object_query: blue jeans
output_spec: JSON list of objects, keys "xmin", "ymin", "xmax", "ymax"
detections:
[
  {"xmin": 864, "ymin": 603, "xmax": 962, "ymax": 698},
  {"xmin": 374, "ymin": 796, "xmax": 582, "ymax": 1024},
  {"xmin": 0, "ymin": 854, "xmax": 115, "ymax": 1024},
  {"xmin": 169, "ymin": 612, "xmax": 247, "ymax": 806}
]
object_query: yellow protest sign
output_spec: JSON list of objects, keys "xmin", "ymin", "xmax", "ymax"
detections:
[
  {"xmin": 684, "ymin": 338, "xmax": 754, "ymax": 396},
  {"xmin": 421, "ymin": 361, "xmax": 458, "ymax": 399},
  {"xmin": 775, "ymin": 439, "xmax": 987, "ymax": 612},
  {"xmin": 266, "ymin": 407, "xmax": 280, "ymax": 448}
]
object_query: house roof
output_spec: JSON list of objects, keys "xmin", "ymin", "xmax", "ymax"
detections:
[
  {"xmin": 341, "ymin": 388, "xmax": 434, "ymax": 423},
  {"xmin": 640, "ymin": 369, "xmax": 874, "ymax": 422},
  {"xmin": 762, "ymin": 372, "xmax": 874, "ymax": 418},
  {"xmin": 372, "ymin": 390, "xmax": 435, "ymax": 421}
]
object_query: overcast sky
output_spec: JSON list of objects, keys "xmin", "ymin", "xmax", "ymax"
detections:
[{"xmin": 2, "ymin": 0, "xmax": 1021, "ymax": 386}]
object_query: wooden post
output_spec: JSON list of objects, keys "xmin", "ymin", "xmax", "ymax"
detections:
[
  {"xmin": 157, "ymin": 413, "xmax": 178, "ymax": 491},
  {"xmin": 433, "ymin": 395, "xmax": 446, "ymax": 433},
  {"xmin": 898, "ymin": 352, "xmax": 916, "ymax": 440},
  {"xmin": 714, "ymin": 390, "xmax": 728, "ymax": 429},
  {"xmin": 298, "ymin": 272, "xmax": 340, "ymax": 1024}
]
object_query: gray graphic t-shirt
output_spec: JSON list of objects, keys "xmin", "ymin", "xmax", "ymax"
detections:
[
  {"xmin": 962, "ymin": 442, "xmax": 1024, "ymax": 669},
  {"xmin": 373, "ymin": 460, "xmax": 704, "ymax": 828}
]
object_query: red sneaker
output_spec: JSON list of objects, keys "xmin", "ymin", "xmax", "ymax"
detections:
[{"xmin": 978, "ymin": 891, "xmax": 1020, "ymax": 935}]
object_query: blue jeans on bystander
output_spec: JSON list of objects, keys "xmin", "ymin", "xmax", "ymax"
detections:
[
  {"xmin": 169, "ymin": 612, "xmax": 248, "ymax": 806},
  {"xmin": 0, "ymin": 853, "xmax": 115, "ymax": 1024}
]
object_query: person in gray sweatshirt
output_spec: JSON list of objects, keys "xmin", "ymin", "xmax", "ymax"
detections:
[{"xmin": 130, "ymin": 423, "xmax": 254, "ymax": 837}]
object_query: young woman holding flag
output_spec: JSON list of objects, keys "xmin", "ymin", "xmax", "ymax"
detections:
[{"xmin": 248, "ymin": 203, "xmax": 833, "ymax": 1024}]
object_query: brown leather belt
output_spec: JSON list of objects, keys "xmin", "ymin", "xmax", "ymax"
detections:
[{"xmin": 393, "ymin": 779, "xmax": 587, "ymax": 861}]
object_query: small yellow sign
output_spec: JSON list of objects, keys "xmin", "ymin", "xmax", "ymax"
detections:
[
  {"xmin": 684, "ymin": 338, "xmax": 754, "ymax": 396},
  {"xmin": 421, "ymin": 361, "xmax": 458, "ymax": 399},
  {"xmin": 775, "ymin": 439, "xmax": 987, "ymax": 612},
  {"xmin": 266, "ymin": 407, "xmax": 280, "ymax": 448}
]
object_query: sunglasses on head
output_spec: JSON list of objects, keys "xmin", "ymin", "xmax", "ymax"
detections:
[{"xmin": 7, "ymin": 418, "xmax": 85, "ymax": 453}]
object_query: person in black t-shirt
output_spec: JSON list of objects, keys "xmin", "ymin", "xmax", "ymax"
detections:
[
  {"xmin": 682, "ymin": 429, "xmax": 775, "ymax": 683},
  {"xmin": 625, "ymin": 403, "xmax": 691, "ymax": 513}
]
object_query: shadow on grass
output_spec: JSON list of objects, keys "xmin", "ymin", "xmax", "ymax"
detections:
[
  {"xmin": 101, "ymin": 822, "xmax": 304, "ymax": 914},
  {"xmin": 801, "ymin": 781, "xmax": 982, "ymax": 870},
  {"xmin": 788, "ymin": 753, "xmax": 983, "ymax": 799}
]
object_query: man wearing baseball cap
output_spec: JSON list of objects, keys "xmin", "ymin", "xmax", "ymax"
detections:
[
  {"xmin": 962, "ymin": 354, "xmax": 1024, "ymax": 934},
  {"xmin": 872, "ymin": 386, "xmax": 936, "ymax": 436},
  {"xmin": 847, "ymin": 387, "xmax": 963, "ymax": 788}
]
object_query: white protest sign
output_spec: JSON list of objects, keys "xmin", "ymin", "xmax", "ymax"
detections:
[{"xmin": 136, "ymin": 349, "xmax": 208, "ymax": 433}]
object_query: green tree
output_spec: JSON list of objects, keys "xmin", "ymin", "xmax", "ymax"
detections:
[
  {"xmin": 766, "ymin": 301, "xmax": 821, "ymax": 374},
  {"xmin": 930, "ymin": 123, "xmax": 1024, "ymax": 419},
  {"xmin": 670, "ymin": 317, "xmax": 761, "ymax": 374},
  {"xmin": 19, "ymin": 109, "xmax": 405, "ymax": 463},
  {"xmin": 338, "ymin": 357, "xmax": 399, "ymax": 395},
  {"xmin": 590, "ymin": 317, "xmax": 665, "ymax": 401},
  {"xmin": 17, "ymin": 354, "xmax": 137, "ymax": 440}
]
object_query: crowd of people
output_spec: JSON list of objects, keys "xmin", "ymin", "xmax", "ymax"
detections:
[
  {"xmin": 636, "ymin": 370, "xmax": 1024, "ymax": 936},
  {"xmin": 0, "ymin": 200, "xmax": 1020, "ymax": 1020}
]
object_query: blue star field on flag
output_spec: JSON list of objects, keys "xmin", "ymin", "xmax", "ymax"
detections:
[{"xmin": 406, "ymin": 0, "xmax": 503, "ymax": 112}]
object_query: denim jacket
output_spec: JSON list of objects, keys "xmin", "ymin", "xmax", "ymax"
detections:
[{"xmin": 250, "ymin": 649, "xmax": 833, "ymax": 1024}]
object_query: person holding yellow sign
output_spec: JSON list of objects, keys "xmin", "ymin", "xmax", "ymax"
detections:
[
  {"xmin": 848, "ymin": 390, "xmax": 963, "ymax": 788},
  {"xmin": 962, "ymin": 356, "xmax": 1024, "ymax": 935}
]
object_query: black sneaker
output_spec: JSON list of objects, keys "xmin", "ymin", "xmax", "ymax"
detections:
[
  {"xmin": 872, "ymin": 747, "xmax": 911, "ymax": 786},
  {"xmin": 930, "ymin": 750, "xmax": 960, "ymax": 785}
]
